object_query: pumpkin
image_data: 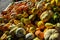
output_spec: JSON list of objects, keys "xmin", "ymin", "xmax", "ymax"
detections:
[
  {"xmin": 35, "ymin": 30, "xmax": 44, "ymax": 39},
  {"xmin": 40, "ymin": 10, "xmax": 53, "ymax": 22},
  {"xmin": 15, "ymin": 28, "xmax": 26, "ymax": 37},
  {"xmin": 25, "ymin": 33, "xmax": 34, "ymax": 40},
  {"xmin": 44, "ymin": 29, "xmax": 60, "ymax": 40}
]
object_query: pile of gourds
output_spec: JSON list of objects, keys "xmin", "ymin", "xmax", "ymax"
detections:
[{"xmin": 0, "ymin": 0, "xmax": 60, "ymax": 40}]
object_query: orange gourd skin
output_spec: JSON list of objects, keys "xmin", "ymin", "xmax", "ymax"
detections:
[{"xmin": 35, "ymin": 30, "xmax": 44, "ymax": 39}]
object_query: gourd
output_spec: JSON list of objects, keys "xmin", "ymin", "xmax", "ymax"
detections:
[
  {"xmin": 17, "ymin": 22, "xmax": 24, "ymax": 28},
  {"xmin": 55, "ymin": 23, "xmax": 60, "ymax": 32},
  {"xmin": 37, "ymin": 21, "xmax": 45, "ymax": 29},
  {"xmin": 25, "ymin": 33, "xmax": 34, "ymax": 40},
  {"xmin": 56, "ymin": 0, "xmax": 60, "ymax": 6},
  {"xmin": 35, "ymin": 30, "xmax": 44, "ymax": 39},
  {"xmin": 40, "ymin": 10, "xmax": 53, "ymax": 22},
  {"xmin": 52, "ymin": 12, "xmax": 60, "ymax": 23},
  {"xmin": 16, "ymin": 14, "xmax": 23, "ymax": 20},
  {"xmin": 29, "ymin": 14, "xmax": 36, "ymax": 21},
  {"xmin": 45, "ymin": 23, "xmax": 54, "ymax": 29},
  {"xmin": 51, "ymin": 0, "xmax": 60, "ymax": 6},
  {"xmin": 21, "ymin": 18, "xmax": 31, "ymax": 25},
  {"xmin": 33, "ymin": 37, "xmax": 40, "ymax": 40},
  {"xmin": 44, "ymin": 29, "xmax": 60, "ymax": 40},
  {"xmin": 29, "ymin": 26, "xmax": 36, "ymax": 33},
  {"xmin": 22, "ymin": 11, "xmax": 28, "ymax": 18},
  {"xmin": 0, "ymin": 17, "xmax": 4, "ymax": 23},
  {"xmin": 6, "ymin": 35, "xmax": 13, "ymax": 40},
  {"xmin": 18, "ymin": 37, "xmax": 24, "ymax": 40},
  {"xmin": 14, "ymin": 20, "xmax": 20, "ymax": 25},
  {"xmin": 56, "ymin": 23, "xmax": 60, "ymax": 28},
  {"xmin": 1, "ymin": 31, "xmax": 9, "ymax": 40},
  {"xmin": 15, "ymin": 28, "xmax": 26, "ymax": 37}
]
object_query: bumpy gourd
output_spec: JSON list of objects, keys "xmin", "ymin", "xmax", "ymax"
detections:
[
  {"xmin": 15, "ymin": 28, "xmax": 26, "ymax": 37},
  {"xmin": 40, "ymin": 10, "xmax": 53, "ymax": 22},
  {"xmin": 44, "ymin": 29, "xmax": 60, "ymax": 40},
  {"xmin": 25, "ymin": 33, "xmax": 34, "ymax": 40}
]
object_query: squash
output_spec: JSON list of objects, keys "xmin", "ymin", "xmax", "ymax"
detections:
[
  {"xmin": 37, "ymin": 21, "xmax": 45, "ymax": 29},
  {"xmin": 6, "ymin": 35, "xmax": 13, "ymax": 40},
  {"xmin": 56, "ymin": 23, "xmax": 60, "ymax": 28},
  {"xmin": 0, "ymin": 17, "xmax": 4, "ymax": 23},
  {"xmin": 55, "ymin": 0, "xmax": 60, "ymax": 6},
  {"xmin": 21, "ymin": 18, "xmax": 31, "ymax": 25},
  {"xmin": 18, "ymin": 37, "xmax": 24, "ymax": 40},
  {"xmin": 45, "ymin": 23, "xmax": 54, "ymax": 29},
  {"xmin": 35, "ymin": 30, "xmax": 44, "ymax": 39},
  {"xmin": 1, "ymin": 31, "xmax": 9, "ymax": 40},
  {"xmin": 29, "ymin": 14, "xmax": 36, "ymax": 21},
  {"xmin": 17, "ymin": 22, "xmax": 24, "ymax": 28},
  {"xmin": 44, "ymin": 29, "xmax": 60, "ymax": 40},
  {"xmin": 29, "ymin": 26, "xmax": 36, "ymax": 33},
  {"xmin": 25, "ymin": 33, "xmax": 34, "ymax": 40},
  {"xmin": 14, "ymin": 20, "xmax": 20, "ymax": 25},
  {"xmin": 33, "ymin": 37, "xmax": 40, "ymax": 40},
  {"xmin": 40, "ymin": 10, "xmax": 53, "ymax": 22},
  {"xmin": 15, "ymin": 28, "xmax": 26, "ymax": 37}
]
